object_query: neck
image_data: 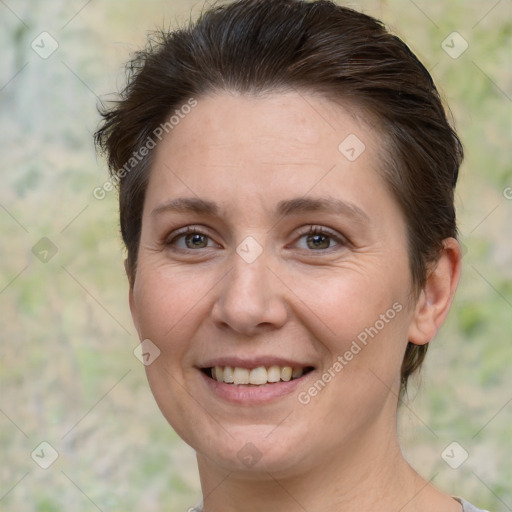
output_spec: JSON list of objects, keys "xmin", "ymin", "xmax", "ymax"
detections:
[{"xmin": 195, "ymin": 411, "xmax": 448, "ymax": 512}]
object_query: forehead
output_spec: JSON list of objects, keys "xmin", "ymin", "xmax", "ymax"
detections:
[
  {"xmin": 146, "ymin": 91, "xmax": 387, "ymax": 216},
  {"xmin": 160, "ymin": 91, "xmax": 376, "ymax": 157}
]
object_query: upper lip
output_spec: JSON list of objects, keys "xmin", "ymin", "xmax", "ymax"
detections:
[{"xmin": 198, "ymin": 357, "xmax": 313, "ymax": 370}]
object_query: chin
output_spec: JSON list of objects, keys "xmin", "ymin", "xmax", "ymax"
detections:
[
  {"xmin": 189, "ymin": 419, "xmax": 315, "ymax": 478},
  {"xmin": 199, "ymin": 439, "xmax": 307, "ymax": 478}
]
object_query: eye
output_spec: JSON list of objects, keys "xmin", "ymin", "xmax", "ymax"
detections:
[
  {"xmin": 165, "ymin": 225, "xmax": 345, "ymax": 252},
  {"xmin": 295, "ymin": 226, "xmax": 344, "ymax": 251},
  {"xmin": 167, "ymin": 227, "xmax": 218, "ymax": 250}
]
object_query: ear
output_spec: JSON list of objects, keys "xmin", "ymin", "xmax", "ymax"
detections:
[
  {"xmin": 125, "ymin": 258, "xmax": 141, "ymax": 340},
  {"xmin": 407, "ymin": 238, "xmax": 462, "ymax": 346}
]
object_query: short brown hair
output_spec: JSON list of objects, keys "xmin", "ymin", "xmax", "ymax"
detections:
[{"xmin": 94, "ymin": 0, "xmax": 463, "ymax": 393}]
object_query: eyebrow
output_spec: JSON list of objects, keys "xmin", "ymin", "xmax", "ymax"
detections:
[{"xmin": 151, "ymin": 196, "xmax": 370, "ymax": 224}]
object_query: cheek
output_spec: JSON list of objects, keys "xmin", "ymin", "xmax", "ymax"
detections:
[
  {"xmin": 132, "ymin": 262, "xmax": 210, "ymax": 353},
  {"xmin": 289, "ymin": 265, "xmax": 409, "ymax": 342},
  {"xmin": 132, "ymin": 263, "xmax": 211, "ymax": 442},
  {"xmin": 285, "ymin": 263, "xmax": 413, "ymax": 402}
]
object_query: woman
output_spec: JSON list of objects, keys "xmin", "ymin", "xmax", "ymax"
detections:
[{"xmin": 95, "ymin": 1, "xmax": 489, "ymax": 510}]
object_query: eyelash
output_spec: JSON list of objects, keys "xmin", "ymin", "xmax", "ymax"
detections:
[{"xmin": 166, "ymin": 225, "xmax": 346, "ymax": 252}]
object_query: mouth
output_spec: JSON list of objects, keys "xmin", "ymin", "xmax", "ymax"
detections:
[{"xmin": 201, "ymin": 365, "xmax": 315, "ymax": 386}]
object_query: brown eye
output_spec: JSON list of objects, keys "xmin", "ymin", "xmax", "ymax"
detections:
[
  {"xmin": 167, "ymin": 227, "xmax": 217, "ymax": 251},
  {"xmin": 184, "ymin": 233, "xmax": 209, "ymax": 249},
  {"xmin": 295, "ymin": 226, "xmax": 343, "ymax": 251},
  {"xmin": 306, "ymin": 233, "xmax": 331, "ymax": 250}
]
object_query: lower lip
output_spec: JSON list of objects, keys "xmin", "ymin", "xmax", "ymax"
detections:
[{"xmin": 199, "ymin": 370, "xmax": 310, "ymax": 405}]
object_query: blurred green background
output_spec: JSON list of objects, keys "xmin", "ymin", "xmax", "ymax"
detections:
[{"xmin": 0, "ymin": 1, "xmax": 510, "ymax": 510}]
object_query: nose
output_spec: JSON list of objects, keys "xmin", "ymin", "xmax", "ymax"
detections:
[{"xmin": 211, "ymin": 248, "xmax": 288, "ymax": 336}]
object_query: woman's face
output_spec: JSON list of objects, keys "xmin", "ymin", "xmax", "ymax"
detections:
[{"xmin": 130, "ymin": 91, "xmax": 421, "ymax": 476}]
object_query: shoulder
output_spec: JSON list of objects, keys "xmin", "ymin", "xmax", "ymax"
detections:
[{"xmin": 453, "ymin": 496, "xmax": 491, "ymax": 512}]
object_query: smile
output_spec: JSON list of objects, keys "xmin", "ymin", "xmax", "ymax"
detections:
[{"xmin": 203, "ymin": 365, "xmax": 314, "ymax": 385}]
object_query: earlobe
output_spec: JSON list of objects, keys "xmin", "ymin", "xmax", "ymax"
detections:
[{"xmin": 407, "ymin": 238, "xmax": 462, "ymax": 346}]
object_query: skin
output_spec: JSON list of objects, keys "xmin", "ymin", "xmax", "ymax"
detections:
[{"xmin": 129, "ymin": 91, "xmax": 462, "ymax": 512}]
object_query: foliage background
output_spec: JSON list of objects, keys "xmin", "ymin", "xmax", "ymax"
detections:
[{"xmin": 0, "ymin": 0, "xmax": 510, "ymax": 511}]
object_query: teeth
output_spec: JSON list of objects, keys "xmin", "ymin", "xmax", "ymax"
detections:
[
  {"xmin": 223, "ymin": 366, "xmax": 234, "ymax": 383},
  {"xmin": 292, "ymin": 367, "xmax": 304, "ymax": 379},
  {"xmin": 209, "ymin": 365, "xmax": 308, "ymax": 385},
  {"xmin": 233, "ymin": 367, "xmax": 249, "ymax": 385},
  {"xmin": 281, "ymin": 366, "xmax": 292, "ymax": 382},
  {"xmin": 267, "ymin": 365, "xmax": 281, "ymax": 383},
  {"xmin": 214, "ymin": 366, "xmax": 224, "ymax": 381},
  {"xmin": 249, "ymin": 367, "xmax": 268, "ymax": 385}
]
